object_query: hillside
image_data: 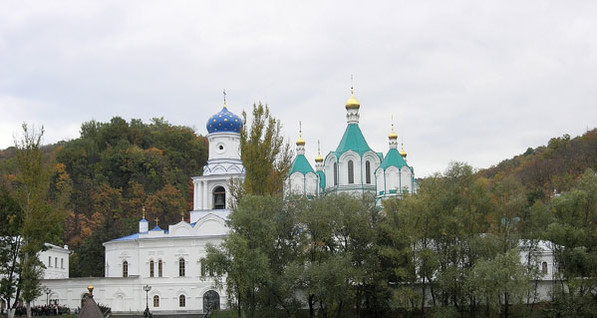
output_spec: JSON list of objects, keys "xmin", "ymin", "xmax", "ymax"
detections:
[
  {"xmin": 2, "ymin": 122, "xmax": 596, "ymax": 277},
  {"xmin": 0, "ymin": 117, "xmax": 208, "ymax": 276},
  {"xmin": 477, "ymin": 128, "xmax": 597, "ymax": 203}
]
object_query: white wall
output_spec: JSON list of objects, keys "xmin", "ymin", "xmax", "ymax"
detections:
[{"xmin": 40, "ymin": 244, "xmax": 70, "ymax": 279}]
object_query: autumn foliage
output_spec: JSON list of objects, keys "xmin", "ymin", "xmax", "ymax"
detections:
[{"xmin": 1, "ymin": 117, "xmax": 208, "ymax": 277}]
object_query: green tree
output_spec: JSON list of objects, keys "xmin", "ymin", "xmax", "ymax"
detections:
[
  {"xmin": 238, "ymin": 103, "xmax": 292, "ymax": 197},
  {"xmin": 467, "ymin": 249, "xmax": 531, "ymax": 317},
  {"xmin": 0, "ymin": 184, "xmax": 23, "ymax": 318},
  {"xmin": 203, "ymin": 195, "xmax": 304, "ymax": 318},
  {"xmin": 13, "ymin": 124, "xmax": 64, "ymax": 318},
  {"xmin": 545, "ymin": 168, "xmax": 597, "ymax": 316},
  {"xmin": 299, "ymin": 194, "xmax": 381, "ymax": 318}
]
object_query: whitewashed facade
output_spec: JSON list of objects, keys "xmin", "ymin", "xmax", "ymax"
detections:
[
  {"xmin": 32, "ymin": 93, "xmax": 561, "ymax": 314},
  {"xmin": 34, "ymin": 101, "xmax": 243, "ymax": 314},
  {"xmin": 40, "ymin": 243, "xmax": 71, "ymax": 280},
  {"xmin": 286, "ymin": 88, "xmax": 416, "ymax": 203}
]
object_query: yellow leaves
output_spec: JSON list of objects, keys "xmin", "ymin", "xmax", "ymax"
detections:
[{"xmin": 145, "ymin": 147, "xmax": 164, "ymax": 155}]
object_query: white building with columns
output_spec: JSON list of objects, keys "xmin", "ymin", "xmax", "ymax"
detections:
[
  {"xmin": 32, "ymin": 89, "xmax": 560, "ymax": 314},
  {"xmin": 34, "ymin": 100, "xmax": 243, "ymax": 314}
]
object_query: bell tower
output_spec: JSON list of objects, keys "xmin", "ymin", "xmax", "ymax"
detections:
[{"xmin": 190, "ymin": 92, "xmax": 245, "ymax": 222}]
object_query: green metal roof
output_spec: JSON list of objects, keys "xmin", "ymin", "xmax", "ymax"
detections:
[
  {"xmin": 335, "ymin": 123, "xmax": 372, "ymax": 157},
  {"xmin": 316, "ymin": 170, "xmax": 326, "ymax": 189},
  {"xmin": 289, "ymin": 154, "xmax": 315, "ymax": 175},
  {"xmin": 379, "ymin": 148, "xmax": 409, "ymax": 170}
]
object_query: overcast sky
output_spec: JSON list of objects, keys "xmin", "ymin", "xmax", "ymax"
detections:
[{"xmin": 1, "ymin": 1, "xmax": 596, "ymax": 177}]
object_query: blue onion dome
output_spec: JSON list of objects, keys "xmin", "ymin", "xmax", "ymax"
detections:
[{"xmin": 206, "ymin": 104, "xmax": 243, "ymax": 133}]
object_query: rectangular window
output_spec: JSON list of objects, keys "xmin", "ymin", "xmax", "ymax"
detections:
[
  {"xmin": 123, "ymin": 261, "xmax": 128, "ymax": 277},
  {"xmin": 149, "ymin": 260, "xmax": 155, "ymax": 277},
  {"xmin": 365, "ymin": 161, "xmax": 371, "ymax": 184},
  {"xmin": 55, "ymin": 257, "xmax": 58, "ymax": 268},
  {"xmin": 158, "ymin": 260, "xmax": 163, "ymax": 277},
  {"xmin": 179, "ymin": 258, "xmax": 185, "ymax": 277},
  {"xmin": 48, "ymin": 256, "xmax": 52, "ymax": 267},
  {"xmin": 333, "ymin": 162, "xmax": 338, "ymax": 186},
  {"xmin": 348, "ymin": 160, "xmax": 354, "ymax": 184},
  {"xmin": 61, "ymin": 258, "xmax": 64, "ymax": 269}
]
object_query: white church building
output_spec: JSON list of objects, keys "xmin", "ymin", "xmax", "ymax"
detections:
[
  {"xmin": 33, "ymin": 98, "xmax": 245, "ymax": 314},
  {"xmin": 286, "ymin": 87, "xmax": 416, "ymax": 202},
  {"xmin": 32, "ymin": 89, "xmax": 557, "ymax": 313}
]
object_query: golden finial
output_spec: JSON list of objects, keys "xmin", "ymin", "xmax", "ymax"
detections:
[
  {"xmin": 389, "ymin": 115, "xmax": 398, "ymax": 139},
  {"xmin": 154, "ymin": 217, "xmax": 159, "ymax": 227},
  {"xmin": 400, "ymin": 140, "xmax": 407, "ymax": 157},
  {"xmin": 296, "ymin": 121, "xmax": 305, "ymax": 146},
  {"xmin": 315, "ymin": 140, "xmax": 323, "ymax": 162},
  {"xmin": 345, "ymin": 75, "xmax": 360, "ymax": 110},
  {"xmin": 223, "ymin": 89, "xmax": 227, "ymax": 108},
  {"xmin": 87, "ymin": 284, "xmax": 94, "ymax": 296},
  {"xmin": 142, "ymin": 206, "xmax": 146, "ymax": 219}
]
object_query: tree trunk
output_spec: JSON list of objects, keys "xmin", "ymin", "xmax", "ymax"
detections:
[
  {"xmin": 308, "ymin": 294, "xmax": 315, "ymax": 318},
  {"xmin": 7, "ymin": 308, "xmax": 15, "ymax": 318},
  {"xmin": 335, "ymin": 300, "xmax": 343, "ymax": 318},
  {"xmin": 25, "ymin": 302, "xmax": 31, "ymax": 318},
  {"xmin": 504, "ymin": 292, "xmax": 509, "ymax": 318},
  {"xmin": 421, "ymin": 279, "xmax": 426, "ymax": 313}
]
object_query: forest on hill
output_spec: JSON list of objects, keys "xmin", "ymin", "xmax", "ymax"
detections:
[
  {"xmin": 477, "ymin": 128, "xmax": 597, "ymax": 203},
  {"xmin": 1, "ymin": 120, "xmax": 596, "ymax": 281},
  {"xmin": 0, "ymin": 117, "xmax": 208, "ymax": 276}
]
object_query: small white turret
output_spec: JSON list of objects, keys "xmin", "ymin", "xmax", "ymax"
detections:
[{"xmin": 139, "ymin": 207, "xmax": 149, "ymax": 233}]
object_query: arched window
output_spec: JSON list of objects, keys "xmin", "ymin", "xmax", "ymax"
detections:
[
  {"xmin": 48, "ymin": 256, "xmax": 52, "ymax": 267},
  {"xmin": 158, "ymin": 260, "xmax": 163, "ymax": 277},
  {"xmin": 61, "ymin": 258, "xmax": 64, "ymax": 269},
  {"xmin": 213, "ymin": 186, "xmax": 226, "ymax": 209},
  {"xmin": 179, "ymin": 258, "xmax": 186, "ymax": 277},
  {"xmin": 153, "ymin": 295, "xmax": 159, "ymax": 307},
  {"xmin": 347, "ymin": 160, "xmax": 354, "ymax": 184},
  {"xmin": 179, "ymin": 295, "xmax": 186, "ymax": 307},
  {"xmin": 149, "ymin": 260, "xmax": 154, "ymax": 277},
  {"xmin": 365, "ymin": 161, "xmax": 371, "ymax": 184},
  {"xmin": 333, "ymin": 162, "xmax": 338, "ymax": 186},
  {"xmin": 542, "ymin": 262, "xmax": 548, "ymax": 274},
  {"xmin": 122, "ymin": 261, "xmax": 128, "ymax": 277},
  {"xmin": 55, "ymin": 257, "xmax": 58, "ymax": 268}
]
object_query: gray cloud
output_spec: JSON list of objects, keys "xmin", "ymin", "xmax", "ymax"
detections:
[{"xmin": 1, "ymin": 0, "xmax": 596, "ymax": 176}]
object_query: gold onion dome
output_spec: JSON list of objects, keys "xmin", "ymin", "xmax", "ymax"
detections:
[
  {"xmin": 400, "ymin": 144, "xmax": 407, "ymax": 157},
  {"xmin": 345, "ymin": 87, "xmax": 360, "ymax": 110},
  {"xmin": 296, "ymin": 121, "xmax": 306, "ymax": 146},
  {"xmin": 389, "ymin": 120, "xmax": 398, "ymax": 139},
  {"xmin": 315, "ymin": 140, "xmax": 323, "ymax": 162}
]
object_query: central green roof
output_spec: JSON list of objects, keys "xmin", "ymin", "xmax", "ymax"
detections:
[
  {"xmin": 335, "ymin": 123, "xmax": 372, "ymax": 157},
  {"xmin": 289, "ymin": 154, "xmax": 315, "ymax": 175}
]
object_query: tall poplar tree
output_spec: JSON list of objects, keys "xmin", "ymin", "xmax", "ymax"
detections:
[
  {"xmin": 13, "ymin": 124, "xmax": 64, "ymax": 318},
  {"xmin": 237, "ymin": 103, "xmax": 292, "ymax": 197}
]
